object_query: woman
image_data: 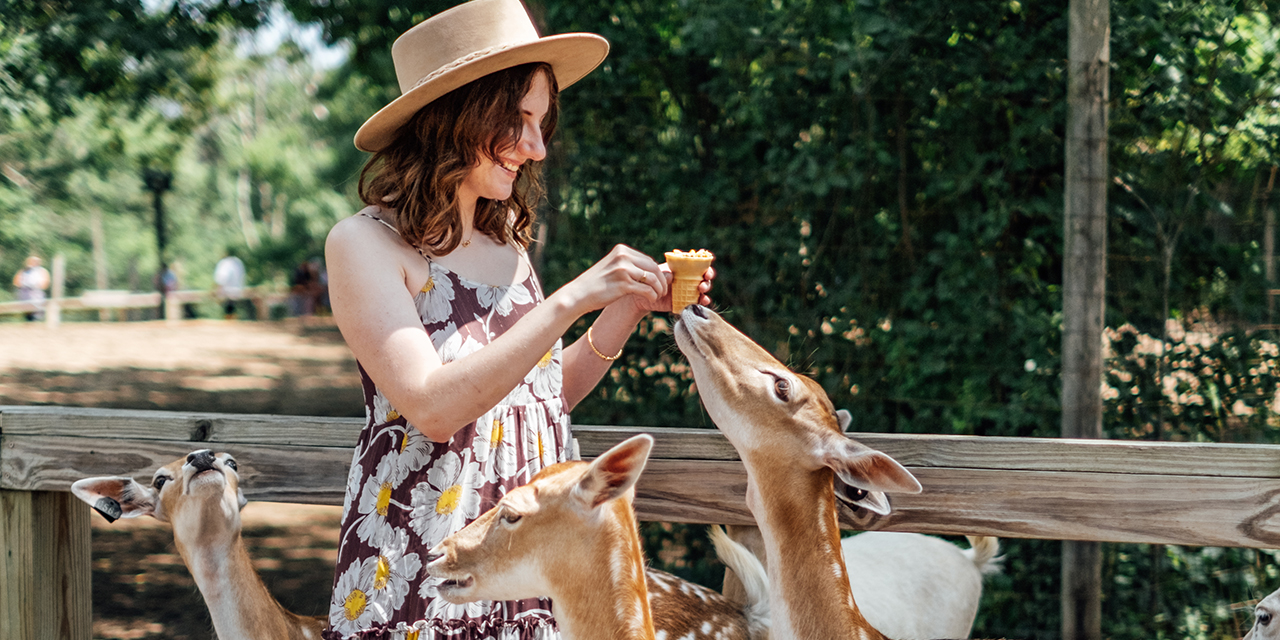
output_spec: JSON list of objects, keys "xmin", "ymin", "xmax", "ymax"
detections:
[{"xmin": 322, "ymin": 0, "xmax": 713, "ymax": 638}]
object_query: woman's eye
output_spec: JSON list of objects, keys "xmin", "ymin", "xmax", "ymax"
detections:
[
  {"xmin": 224, "ymin": 459, "xmax": 238, "ymax": 472},
  {"xmin": 773, "ymin": 377, "xmax": 791, "ymax": 401},
  {"xmin": 153, "ymin": 476, "xmax": 169, "ymax": 490}
]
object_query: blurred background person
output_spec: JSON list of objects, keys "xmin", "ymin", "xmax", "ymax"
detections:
[
  {"xmin": 12, "ymin": 254, "xmax": 50, "ymax": 321},
  {"xmin": 214, "ymin": 250, "xmax": 247, "ymax": 320}
]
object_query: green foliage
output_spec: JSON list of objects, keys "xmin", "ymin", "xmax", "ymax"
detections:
[
  {"xmin": 0, "ymin": 0, "xmax": 267, "ymax": 116},
  {"xmin": 1104, "ymin": 315, "xmax": 1280, "ymax": 443},
  {"xmin": 0, "ymin": 32, "xmax": 357, "ymax": 300}
]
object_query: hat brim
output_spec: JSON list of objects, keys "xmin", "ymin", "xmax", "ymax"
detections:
[{"xmin": 354, "ymin": 33, "xmax": 609, "ymax": 153}]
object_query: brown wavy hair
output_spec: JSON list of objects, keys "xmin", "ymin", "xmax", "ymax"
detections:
[{"xmin": 358, "ymin": 62, "xmax": 560, "ymax": 255}]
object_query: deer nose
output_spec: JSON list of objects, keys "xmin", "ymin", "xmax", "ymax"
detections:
[
  {"xmin": 424, "ymin": 550, "xmax": 443, "ymax": 565},
  {"xmin": 690, "ymin": 305, "xmax": 708, "ymax": 318},
  {"xmin": 187, "ymin": 449, "xmax": 216, "ymax": 472}
]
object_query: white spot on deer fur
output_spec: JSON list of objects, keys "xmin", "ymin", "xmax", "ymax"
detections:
[
  {"xmin": 679, "ymin": 632, "xmax": 695, "ymax": 640},
  {"xmin": 834, "ymin": 561, "xmax": 843, "ymax": 578},
  {"xmin": 655, "ymin": 632, "xmax": 667, "ymax": 640},
  {"xmin": 701, "ymin": 621, "xmax": 712, "ymax": 634}
]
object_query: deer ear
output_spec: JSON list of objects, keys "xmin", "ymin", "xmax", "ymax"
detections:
[
  {"xmin": 70, "ymin": 477, "xmax": 159, "ymax": 523},
  {"xmin": 836, "ymin": 409, "xmax": 853, "ymax": 432},
  {"xmin": 821, "ymin": 435, "xmax": 922, "ymax": 495},
  {"xmin": 575, "ymin": 434, "xmax": 654, "ymax": 509}
]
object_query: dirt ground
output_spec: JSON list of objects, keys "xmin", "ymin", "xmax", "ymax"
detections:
[
  {"xmin": 0, "ymin": 319, "xmax": 358, "ymax": 638},
  {"xmin": 0, "ymin": 318, "xmax": 363, "ymax": 416}
]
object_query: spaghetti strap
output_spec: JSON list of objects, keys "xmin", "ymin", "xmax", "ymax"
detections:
[{"xmin": 358, "ymin": 210, "xmax": 431, "ymax": 261}]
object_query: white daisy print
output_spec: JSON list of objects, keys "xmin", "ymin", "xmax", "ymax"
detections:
[
  {"xmin": 469, "ymin": 280, "xmax": 534, "ymax": 317},
  {"xmin": 396, "ymin": 427, "xmax": 434, "ymax": 476},
  {"xmin": 408, "ymin": 451, "xmax": 482, "ymax": 547},
  {"xmin": 329, "ymin": 559, "xmax": 381, "ymax": 634},
  {"xmin": 419, "ymin": 573, "xmax": 488, "ymax": 619},
  {"xmin": 433, "ymin": 322, "xmax": 485, "ymax": 364},
  {"xmin": 356, "ymin": 452, "xmax": 404, "ymax": 548},
  {"xmin": 499, "ymin": 380, "xmax": 536, "ymax": 407},
  {"xmin": 341, "ymin": 446, "xmax": 364, "ymax": 522},
  {"xmin": 472, "ymin": 410, "xmax": 520, "ymax": 482},
  {"xmin": 372, "ymin": 390, "xmax": 403, "ymax": 425},
  {"xmin": 362, "ymin": 528, "xmax": 422, "ymax": 619},
  {"xmin": 521, "ymin": 411, "xmax": 556, "ymax": 481},
  {"xmin": 415, "ymin": 263, "xmax": 456, "ymax": 324},
  {"xmin": 523, "ymin": 340, "xmax": 562, "ymax": 401}
]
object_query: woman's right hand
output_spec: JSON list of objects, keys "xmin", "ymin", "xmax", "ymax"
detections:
[{"xmin": 557, "ymin": 244, "xmax": 667, "ymax": 315}]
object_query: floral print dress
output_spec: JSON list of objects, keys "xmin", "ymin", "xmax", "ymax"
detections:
[{"xmin": 325, "ymin": 215, "xmax": 572, "ymax": 640}]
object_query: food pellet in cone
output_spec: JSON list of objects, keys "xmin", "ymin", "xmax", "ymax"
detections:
[{"xmin": 664, "ymin": 249, "xmax": 715, "ymax": 313}]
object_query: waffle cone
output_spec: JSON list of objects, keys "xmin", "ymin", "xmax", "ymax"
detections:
[
  {"xmin": 664, "ymin": 250, "xmax": 715, "ymax": 313},
  {"xmin": 671, "ymin": 277, "xmax": 702, "ymax": 313}
]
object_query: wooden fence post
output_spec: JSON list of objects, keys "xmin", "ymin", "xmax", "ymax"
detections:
[
  {"xmin": 1063, "ymin": 0, "xmax": 1109, "ymax": 638},
  {"xmin": 44, "ymin": 255, "xmax": 65, "ymax": 329},
  {"xmin": 0, "ymin": 490, "xmax": 92, "ymax": 640}
]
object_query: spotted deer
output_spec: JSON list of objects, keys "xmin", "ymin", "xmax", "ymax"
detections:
[
  {"xmin": 425, "ymin": 434, "xmax": 770, "ymax": 640},
  {"xmin": 674, "ymin": 305, "xmax": 929, "ymax": 640},
  {"xmin": 71, "ymin": 450, "xmax": 328, "ymax": 640}
]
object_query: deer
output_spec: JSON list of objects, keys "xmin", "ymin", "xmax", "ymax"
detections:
[
  {"xmin": 1247, "ymin": 585, "xmax": 1280, "ymax": 640},
  {"xmin": 722, "ymin": 525, "xmax": 1000, "ymax": 640},
  {"xmin": 424, "ymin": 434, "xmax": 771, "ymax": 640},
  {"xmin": 71, "ymin": 449, "xmax": 328, "ymax": 640},
  {"xmin": 674, "ymin": 303, "xmax": 933, "ymax": 640}
]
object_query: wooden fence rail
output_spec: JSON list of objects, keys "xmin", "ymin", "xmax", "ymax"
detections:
[
  {"xmin": 3, "ymin": 404, "xmax": 1280, "ymax": 638},
  {"xmin": 0, "ymin": 288, "xmax": 290, "ymax": 325}
]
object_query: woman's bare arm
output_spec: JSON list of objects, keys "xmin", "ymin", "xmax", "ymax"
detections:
[{"xmin": 327, "ymin": 215, "xmax": 665, "ymax": 441}]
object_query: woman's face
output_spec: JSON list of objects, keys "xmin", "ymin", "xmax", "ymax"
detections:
[{"xmin": 458, "ymin": 71, "xmax": 551, "ymax": 208}]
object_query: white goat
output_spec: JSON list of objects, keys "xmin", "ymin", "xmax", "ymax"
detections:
[{"xmin": 843, "ymin": 532, "xmax": 1001, "ymax": 639}]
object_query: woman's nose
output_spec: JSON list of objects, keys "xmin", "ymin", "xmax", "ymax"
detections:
[{"xmin": 519, "ymin": 124, "xmax": 546, "ymax": 162}]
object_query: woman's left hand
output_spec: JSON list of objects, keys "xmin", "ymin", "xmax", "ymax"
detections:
[{"xmin": 625, "ymin": 264, "xmax": 716, "ymax": 317}]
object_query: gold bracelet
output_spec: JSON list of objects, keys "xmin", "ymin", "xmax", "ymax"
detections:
[{"xmin": 586, "ymin": 326, "xmax": 624, "ymax": 362}]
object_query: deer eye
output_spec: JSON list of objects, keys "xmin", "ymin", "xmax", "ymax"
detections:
[
  {"xmin": 153, "ymin": 476, "xmax": 169, "ymax": 491},
  {"xmin": 224, "ymin": 459, "xmax": 238, "ymax": 472},
  {"xmin": 773, "ymin": 377, "xmax": 791, "ymax": 401},
  {"xmin": 500, "ymin": 511, "xmax": 522, "ymax": 525},
  {"xmin": 1261, "ymin": 610, "xmax": 1273, "ymax": 626}
]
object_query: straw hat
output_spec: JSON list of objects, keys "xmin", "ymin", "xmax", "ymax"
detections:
[{"xmin": 354, "ymin": 0, "xmax": 610, "ymax": 152}]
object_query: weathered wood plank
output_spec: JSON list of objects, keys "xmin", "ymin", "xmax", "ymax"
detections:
[
  {"xmin": 31, "ymin": 491, "xmax": 91, "ymax": 640},
  {"xmin": 0, "ymin": 490, "xmax": 35, "ymax": 640},
  {"xmin": 8, "ymin": 433, "xmax": 1280, "ymax": 548},
  {"xmin": 8, "ymin": 405, "xmax": 1280, "ymax": 479},
  {"xmin": 0, "ymin": 405, "xmax": 364, "ymax": 448},
  {"xmin": 1, "ymin": 436, "xmax": 352, "ymax": 505}
]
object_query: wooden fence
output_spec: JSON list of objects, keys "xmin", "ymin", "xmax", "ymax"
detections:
[
  {"xmin": 3, "ymin": 404, "xmax": 1280, "ymax": 639},
  {"xmin": 0, "ymin": 288, "xmax": 290, "ymax": 325}
]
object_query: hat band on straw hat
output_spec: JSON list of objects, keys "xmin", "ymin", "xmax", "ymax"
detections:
[{"xmin": 409, "ymin": 43, "xmax": 519, "ymax": 92}]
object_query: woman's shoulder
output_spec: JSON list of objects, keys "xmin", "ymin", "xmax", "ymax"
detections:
[
  {"xmin": 327, "ymin": 207, "xmax": 424, "ymax": 268},
  {"xmin": 329, "ymin": 207, "xmax": 400, "ymax": 247}
]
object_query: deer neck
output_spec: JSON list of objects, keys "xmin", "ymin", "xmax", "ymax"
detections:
[
  {"xmin": 178, "ymin": 533, "xmax": 297, "ymax": 640},
  {"xmin": 548, "ymin": 503, "xmax": 655, "ymax": 640},
  {"xmin": 746, "ymin": 463, "xmax": 887, "ymax": 640}
]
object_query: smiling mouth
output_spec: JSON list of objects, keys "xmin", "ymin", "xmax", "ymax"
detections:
[{"xmin": 498, "ymin": 159, "xmax": 520, "ymax": 175}]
